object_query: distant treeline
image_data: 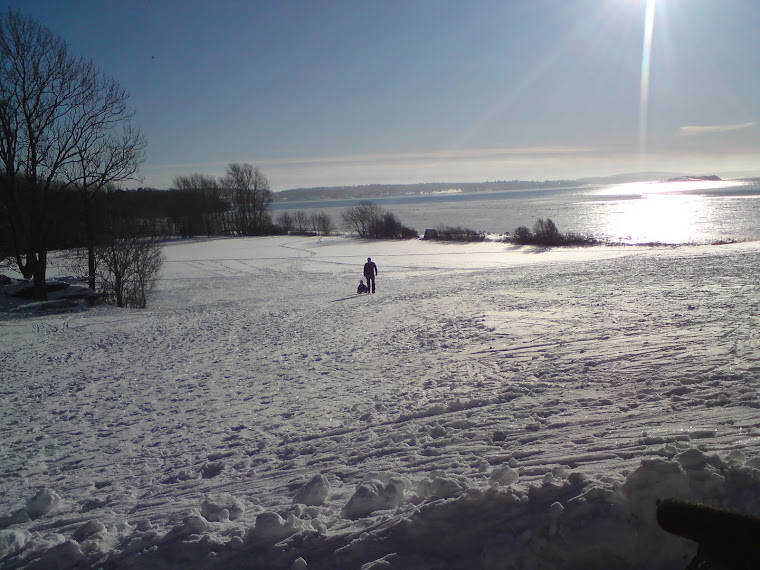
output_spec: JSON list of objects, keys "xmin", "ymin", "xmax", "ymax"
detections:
[
  {"xmin": 0, "ymin": 187, "xmax": 231, "ymax": 256},
  {"xmin": 272, "ymin": 172, "xmax": 699, "ymax": 202},
  {"xmin": 273, "ymin": 180, "xmax": 581, "ymax": 202}
]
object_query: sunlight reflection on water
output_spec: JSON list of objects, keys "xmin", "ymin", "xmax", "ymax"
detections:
[
  {"xmin": 273, "ymin": 179, "xmax": 760, "ymax": 244},
  {"xmin": 595, "ymin": 179, "xmax": 745, "ymax": 198},
  {"xmin": 588, "ymin": 180, "xmax": 760, "ymax": 244},
  {"xmin": 593, "ymin": 194, "xmax": 705, "ymax": 244}
]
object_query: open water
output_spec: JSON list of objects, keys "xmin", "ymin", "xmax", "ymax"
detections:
[{"xmin": 272, "ymin": 179, "xmax": 760, "ymax": 244}]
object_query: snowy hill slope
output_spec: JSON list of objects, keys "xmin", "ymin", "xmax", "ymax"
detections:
[{"xmin": 1, "ymin": 236, "xmax": 759, "ymax": 569}]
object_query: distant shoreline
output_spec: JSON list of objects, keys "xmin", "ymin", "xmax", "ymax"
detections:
[{"xmin": 272, "ymin": 172, "xmax": 727, "ymax": 203}]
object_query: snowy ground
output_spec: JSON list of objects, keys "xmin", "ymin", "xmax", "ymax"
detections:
[{"xmin": 1, "ymin": 236, "xmax": 760, "ymax": 569}]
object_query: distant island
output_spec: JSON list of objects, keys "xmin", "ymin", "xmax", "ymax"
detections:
[
  {"xmin": 272, "ymin": 172, "xmax": 693, "ymax": 203},
  {"xmin": 664, "ymin": 175, "xmax": 722, "ymax": 183}
]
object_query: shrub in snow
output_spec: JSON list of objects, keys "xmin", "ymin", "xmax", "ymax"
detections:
[
  {"xmin": 532, "ymin": 218, "xmax": 562, "ymax": 246},
  {"xmin": 513, "ymin": 225, "xmax": 533, "ymax": 244},
  {"xmin": 95, "ymin": 232, "xmax": 163, "ymax": 309},
  {"xmin": 293, "ymin": 474, "xmax": 330, "ymax": 506},
  {"xmin": 341, "ymin": 201, "xmax": 418, "ymax": 239},
  {"xmin": 342, "ymin": 479, "xmax": 405, "ymax": 519},
  {"xmin": 512, "ymin": 218, "xmax": 599, "ymax": 246},
  {"xmin": 432, "ymin": 226, "xmax": 486, "ymax": 242},
  {"xmin": 25, "ymin": 488, "xmax": 62, "ymax": 519}
]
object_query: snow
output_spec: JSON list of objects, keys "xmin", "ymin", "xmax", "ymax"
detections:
[{"xmin": 1, "ymin": 235, "xmax": 760, "ymax": 569}]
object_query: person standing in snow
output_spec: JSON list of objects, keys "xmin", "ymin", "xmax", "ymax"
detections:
[{"xmin": 363, "ymin": 257, "xmax": 378, "ymax": 293}]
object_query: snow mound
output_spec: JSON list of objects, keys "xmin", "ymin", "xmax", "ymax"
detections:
[
  {"xmin": 342, "ymin": 478, "xmax": 406, "ymax": 519},
  {"xmin": 293, "ymin": 474, "xmax": 331, "ymax": 506},
  {"xmin": 201, "ymin": 493, "xmax": 246, "ymax": 522},
  {"xmin": 0, "ymin": 529, "xmax": 30, "ymax": 559},
  {"xmin": 25, "ymin": 488, "xmax": 62, "ymax": 519},
  {"xmin": 251, "ymin": 512, "xmax": 302, "ymax": 543}
]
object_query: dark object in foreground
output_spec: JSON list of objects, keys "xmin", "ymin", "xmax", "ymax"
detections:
[{"xmin": 656, "ymin": 498, "xmax": 760, "ymax": 569}]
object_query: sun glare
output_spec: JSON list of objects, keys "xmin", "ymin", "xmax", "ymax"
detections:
[
  {"xmin": 639, "ymin": 0, "xmax": 657, "ymax": 158},
  {"xmin": 598, "ymin": 179, "xmax": 744, "ymax": 198},
  {"xmin": 594, "ymin": 177, "xmax": 747, "ymax": 243}
]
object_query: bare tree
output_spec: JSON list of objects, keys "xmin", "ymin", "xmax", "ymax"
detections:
[
  {"xmin": 276, "ymin": 211, "xmax": 294, "ymax": 233},
  {"xmin": 220, "ymin": 162, "xmax": 272, "ymax": 236},
  {"xmin": 96, "ymin": 231, "xmax": 163, "ymax": 308},
  {"xmin": 173, "ymin": 173, "xmax": 218, "ymax": 192},
  {"xmin": 342, "ymin": 201, "xmax": 383, "ymax": 238},
  {"xmin": 61, "ymin": 111, "xmax": 146, "ymax": 290},
  {"xmin": 532, "ymin": 218, "xmax": 562, "ymax": 246},
  {"xmin": 341, "ymin": 201, "xmax": 417, "ymax": 239},
  {"xmin": 0, "ymin": 9, "xmax": 146, "ymax": 299},
  {"xmin": 293, "ymin": 210, "xmax": 310, "ymax": 234},
  {"xmin": 310, "ymin": 211, "xmax": 335, "ymax": 236},
  {"xmin": 172, "ymin": 173, "xmax": 229, "ymax": 236},
  {"xmin": 94, "ymin": 197, "xmax": 163, "ymax": 308}
]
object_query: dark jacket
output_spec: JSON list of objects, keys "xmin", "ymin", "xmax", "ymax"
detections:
[{"xmin": 363, "ymin": 261, "xmax": 377, "ymax": 278}]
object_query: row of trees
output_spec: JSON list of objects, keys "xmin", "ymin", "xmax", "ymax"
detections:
[
  {"xmin": 0, "ymin": 9, "xmax": 146, "ymax": 302},
  {"xmin": 153, "ymin": 188, "xmax": 418, "ymax": 242},
  {"xmin": 171, "ymin": 163, "xmax": 272, "ymax": 238},
  {"xmin": 0, "ymin": 10, "xmax": 277, "ymax": 306},
  {"xmin": 276, "ymin": 210, "xmax": 336, "ymax": 235}
]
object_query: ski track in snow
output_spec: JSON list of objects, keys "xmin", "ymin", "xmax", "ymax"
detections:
[{"xmin": 1, "ymin": 236, "xmax": 760, "ymax": 568}]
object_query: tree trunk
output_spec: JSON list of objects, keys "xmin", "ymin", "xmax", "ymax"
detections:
[
  {"xmin": 15, "ymin": 250, "xmax": 32, "ymax": 278},
  {"xmin": 88, "ymin": 243, "xmax": 96, "ymax": 290},
  {"xmin": 9, "ymin": 224, "xmax": 33, "ymax": 278},
  {"xmin": 83, "ymin": 195, "xmax": 97, "ymax": 290},
  {"xmin": 114, "ymin": 267, "xmax": 124, "ymax": 307},
  {"xmin": 29, "ymin": 252, "xmax": 47, "ymax": 301}
]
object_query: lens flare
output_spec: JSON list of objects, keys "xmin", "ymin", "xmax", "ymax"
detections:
[{"xmin": 639, "ymin": 0, "xmax": 656, "ymax": 157}]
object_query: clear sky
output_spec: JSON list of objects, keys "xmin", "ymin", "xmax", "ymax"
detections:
[{"xmin": 3, "ymin": 0, "xmax": 760, "ymax": 191}]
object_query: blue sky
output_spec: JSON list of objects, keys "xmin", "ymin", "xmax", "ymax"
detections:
[{"xmin": 4, "ymin": 0, "xmax": 760, "ymax": 190}]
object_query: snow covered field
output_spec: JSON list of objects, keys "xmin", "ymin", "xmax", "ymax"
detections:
[{"xmin": 2, "ymin": 235, "xmax": 760, "ymax": 569}]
